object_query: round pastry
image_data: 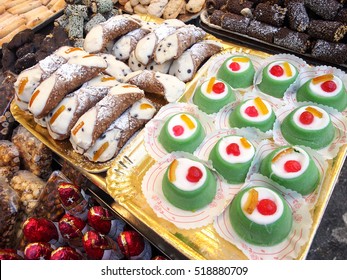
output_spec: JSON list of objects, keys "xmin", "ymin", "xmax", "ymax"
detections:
[
  {"xmin": 216, "ymin": 55, "xmax": 256, "ymax": 89},
  {"xmin": 162, "ymin": 158, "xmax": 217, "ymax": 211},
  {"xmin": 280, "ymin": 105, "xmax": 335, "ymax": 149},
  {"xmin": 229, "ymin": 186, "xmax": 293, "ymax": 246},
  {"xmin": 158, "ymin": 113, "xmax": 205, "ymax": 153},
  {"xmin": 257, "ymin": 60, "xmax": 299, "ymax": 98},
  {"xmin": 228, "ymin": 97, "xmax": 276, "ymax": 132},
  {"xmin": 192, "ymin": 77, "xmax": 236, "ymax": 114},
  {"xmin": 296, "ymin": 74, "xmax": 347, "ymax": 112},
  {"xmin": 209, "ymin": 136, "xmax": 255, "ymax": 184},
  {"xmin": 259, "ymin": 146, "xmax": 320, "ymax": 195}
]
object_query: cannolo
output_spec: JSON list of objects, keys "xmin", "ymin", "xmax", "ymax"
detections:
[
  {"xmin": 274, "ymin": 27, "xmax": 310, "ymax": 54},
  {"xmin": 84, "ymin": 98, "xmax": 157, "ymax": 162},
  {"xmin": 169, "ymin": 40, "xmax": 222, "ymax": 82},
  {"xmin": 128, "ymin": 51, "xmax": 146, "ymax": 72},
  {"xmin": 253, "ymin": 3, "xmax": 287, "ymax": 27},
  {"xmin": 221, "ymin": 12, "xmax": 251, "ymax": 34},
  {"xmin": 99, "ymin": 54, "xmax": 132, "ymax": 81},
  {"xmin": 154, "ymin": 25, "xmax": 206, "ymax": 64},
  {"xmin": 134, "ymin": 19, "xmax": 185, "ymax": 66},
  {"xmin": 14, "ymin": 46, "xmax": 88, "ymax": 110},
  {"xmin": 124, "ymin": 70, "xmax": 186, "ymax": 102},
  {"xmin": 46, "ymin": 75, "xmax": 120, "ymax": 140},
  {"xmin": 28, "ymin": 54, "xmax": 108, "ymax": 118},
  {"xmin": 70, "ymin": 83, "xmax": 145, "ymax": 152},
  {"xmin": 246, "ymin": 20, "xmax": 279, "ymax": 43},
  {"xmin": 305, "ymin": 0, "xmax": 342, "ymax": 20},
  {"xmin": 224, "ymin": 0, "xmax": 254, "ymax": 15},
  {"xmin": 307, "ymin": 20, "xmax": 347, "ymax": 42},
  {"xmin": 286, "ymin": 1, "xmax": 309, "ymax": 32},
  {"xmin": 311, "ymin": 40, "xmax": 347, "ymax": 64},
  {"xmin": 146, "ymin": 59, "xmax": 173, "ymax": 74},
  {"xmin": 83, "ymin": 14, "xmax": 141, "ymax": 53}
]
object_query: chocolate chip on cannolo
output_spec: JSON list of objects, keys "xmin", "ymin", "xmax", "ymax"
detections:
[
  {"xmin": 307, "ymin": 20, "xmax": 347, "ymax": 42},
  {"xmin": 99, "ymin": 54, "xmax": 132, "ymax": 81},
  {"xmin": 169, "ymin": 40, "xmax": 222, "ymax": 82},
  {"xmin": 28, "ymin": 53, "xmax": 108, "ymax": 118},
  {"xmin": 84, "ymin": 15, "xmax": 141, "ymax": 53},
  {"xmin": 154, "ymin": 25, "xmax": 206, "ymax": 64},
  {"xmin": 221, "ymin": 12, "xmax": 251, "ymax": 33},
  {"xmin": 286, "ymin": 1, "xmax": 309, "ymax": 32},
  {"xmin": 209, "ymin": 10, "xmax": 226, "ymax": 26},
  {"xmin": 335, "ymin": 8, "xmax": 347, "ymax": 23},
  {"xmin": 206, "ymin": 0, "xmax": 227, "ymax": 14},
  {"xmin": 305, "ymin": 0, "xmax": 342, "ymax": 20},
  {"xmin": 47, "ymin": 75, "xmax": 120, "ymax": 140},
  {"xmin": 84, "ymin": 98, "xmax": 157, "ymax": 162},
  {"xmin": 253, "ymin": 2, "xmax": 287, "ymax": 27},
  {"xmin": 224, "ymin": 0, "xmax": 254, "ymax": 15},
  {"xmin": 246, "ymin": 20, "xmax": 279, "ymax": 43},
  {"xmin": 70, "ymin": 83, "xmax": 145, "ymax": 152},
  {"xmin": 125, "ymin": 70, "xmax": 186, "ymax": 102},
  {"xmin": 146, "ymin": 59, "xmax": 173, "ymax": 74},
  {"xmin": 311, "ymin": 40, "xmax": 347, "ymax": 64},
  {"xmin": 274, "ymin": 27, "xmax": 310, "ymax": 53}
]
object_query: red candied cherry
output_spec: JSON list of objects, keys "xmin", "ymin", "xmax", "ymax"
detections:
[
  {"xmin": 257, "ymin": 199, "xmax": 277, "ymax": 215},
  {"xmin": 284, "ymin": 160, "xmax": 302, "ymax": 173},
  {"xmin": 186, "ymin": 166, "xmax": 203, "ymax": 183},
  {"xmin": 245, "ymin": 106, "xmax": 259, "ymax": 117},
  {"xmin": 270, "ymin": 65, "xmax": 284, "ymax": 77},
  {"xmin": 299, "ymin": 111, "xmax": 314, "ymax": 125},
  {"xmin": 226, "ymin": 143, "xmax": 240, "ymax": 156},
  {"xmin": 172, "ymin": 125, "xmax": 184, "ymax": 136},
  {"xmin": 321, "ymin": 80, "xmax": 337, "ymax": 93},
  {"xmin": 212, "ymin": 82, "xmax": 225, "ymax": 94},
  {"xmin": 229, "ymin": 62, "xmax": 241, "ymax": 71}
]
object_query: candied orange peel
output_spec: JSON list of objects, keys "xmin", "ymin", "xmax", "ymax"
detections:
[
  {"xmin": 181, "ymin": 114, "xmax": 195, "ymax": 129},
  {"xmin": 271, "ymin": 148, "xmax": 294, "ymax": 163},
  {"xmin": 240, "ymin": 137, "xmax": 251, "ymax": 149},
  {"xmin": 254, "ymin": 97, "xmax": 269, "ymax": 115},
  {"xmin": 65, "ymin": 47, "xmax": 83, "ymax": 53},
  {"xmin": 29, "ymin": 89, "xmax": 40, "ymax": 107},
  {"xmin": 232, "ymin": 57, "xmax": 250, "ymax": 63},
  {"xmin": 18, "ymin": 77, "xmax": 28, "ymax": 95},
  {"xmin": 312, "ymin": 74, "xmax": 334, "ymax": 85},
  {"xmin": 206, "ymin": 77, "xmax": 216, "ymax": 93},
  {"xmin": 72, "ymin": 121, "xmax": 85, "ymax": 135},
  {"xmin": 49, "ymin": 105, "xmax": 66, "ymax": 125},
  {"xmin": 283, "ymin": 62, "xmax": 292, "ymax": 77},
  {"xmin": 101, "ymin": 77, "xmax": 116, "ymax": 82},
  {"xmin": 140, "ymin": 103, "xmax": 154, "ymax": 110},
  {"xmin": 306, "ymin": 106, "xmax": 323, "ymax": 118},
  {"xmin": 93, "ymin": 142, "xmax": 109, "ymax": 161},
  {"xmin": 243, "ymin": 189, "xmax": 259, "ymax": 215},
  {"xmin": 168, "ymin": 159, "xmax": 178, "ymax": 182}
]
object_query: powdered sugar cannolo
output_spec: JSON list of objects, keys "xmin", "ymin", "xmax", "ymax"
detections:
[{"xmin": 99, "ymin": 54, "xmax": 132, "ymax": 81}]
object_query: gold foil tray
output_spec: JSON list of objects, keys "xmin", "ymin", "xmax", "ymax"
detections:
[{"xmin": 106, "ymin": 41, "xmax": 347, "ymax": 259}]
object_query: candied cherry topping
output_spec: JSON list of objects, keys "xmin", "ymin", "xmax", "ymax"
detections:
[
  {"xmin": 226, "ymin": 143, "xmax": 241, "ymax": 156},
  {"xmin": 284, "ymin": 160, "xmax": 302, "ymax": 173},
  {"xmin": 186, "ymin": 166, "xmax": 203, "ymax": 183},
  {"xmin": 172, "ymin": 125, "xmax": 184, "ymax": 136},
  {"xmin": 321, "ymin": 80, "xmax": 337, "ymax": 93},
  {"xmin": 245, "ymin": 106, "xmax": 259, "ymax": 117},
  {"xmin": 212, "ymin": 82, "xmax": 225, "ymax": 94},
  {"xmin": 299, "ymin": 111, "xmax": 314, "ymax": 125},
  {"xmin": 270, "ymin": 65, "xmax": 284, "ymax": 77},
  {"xmin": 257, "ymin": 199, "xmax": 277, "ymax": 215},
  {"xmin": 229, "ymin": 62, "xmax": 241, "ymax": 71}
]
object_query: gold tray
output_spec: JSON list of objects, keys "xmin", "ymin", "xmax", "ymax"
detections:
[{"xmin": 106, "ymin": 41, "xmax": 347, "ymax": 259}]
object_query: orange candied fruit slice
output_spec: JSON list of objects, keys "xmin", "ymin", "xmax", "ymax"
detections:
[
  {"xmin": 254, "ymin": 97, "xmax": 269, "ymax": 115},
  {"xmin": 65, "ymin": 47, "xmax": 83, "ymax": 53},
  {"xmin": 240, "ymin": 137, "xmax": 251, "ymax": 149},
  {"xmin": 18, "ymin": 77, "xmax": 28, "ymax": 95},
  {"xmin": 140, "ymin": 103, "xmax": 154, "ymax": 110},
  {"xmin": 243, "ymin": 189, "xmax": 259, "ymax": 215},
  {"xmin": 168, "ymin": 159, "xmax": 178, "ymax": 183},
  {"xmin": 271, "ymin": 148, "xmax": 294, "ymax": 163},
  {"xmin": 29, "ymin": 89, "xmax": 40, "ymax": 107},
  {"xmin": 83, "ymin": 54, "xmax": 96, "ymax": 58},
  {"xmin": 93, "ymin": 142, "xmax": 110, "ymax": 161},
  {"xmin": 101, "ymin": 76, "xmax": 116, "ymax": 82},
  {"xmin": 312, "ymin": 74, "xmax": 334, "ymax": 85},
  {"xmin": 306, "ymin": 106, "xmax": 323, "ymax": 118},
  {"xmin": 49, "ymin": 105, "xmax": 66, "ymax": 125},
  {"xmin": 180, "ymin": 114, "xmax": 195, "ymax": 129},
  {"xmin": 206, "ymin": 77, "xmax": 216, "ymax": 93},
  {"xmin": 232, "ymin": 57, "xmax": 250, "ymax": 63},
  {"xmin": 72, "ymin": 121, "xmax": 85, "ymax": 135},
  {"xmin": 283, "ymin": 62, "xmax": 292, "ymax": 77}
]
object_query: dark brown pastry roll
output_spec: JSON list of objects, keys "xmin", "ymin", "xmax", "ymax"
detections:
[
  {"xmin": 335, "ymin": 9, "xmax": 347, "ymax": 23},
  {"xmin": 221, "ymin": 12, "xmax": 251, "ymax": 34},
  {"xmin": 286, "ymin": 1, "xmax": 310, "ymax": 32},
  {"xmin": 206, "ymin": 0, "xmax": 227, "ymax": 14},
  {"xmin": 209, "ymin": 10, "xmax": 226, "ymax": 26},
  {"xmin": 224, "ymin": 0, "xmax": 254, "ymax": 15},
  {"xmin": 305, "ymin": 0, "xmax": 342, "ymax": 20},
  {"xmin": 307, "ymin": 20, "xmax": 347, "ymax": 42},
  {"xmin": 253, "ymin": 3, "xmax": 287, "ymax": 27},
  {"xmin": 247, "ymin": 20, "xmax": 280, "ymax": 42},
  {"xmin": 274, "ymin": 27, "xmax": 311, "ymax": 53},
  {"xmin": 311, "ymin": 40, "xmax": 347, "ymax": 64}
]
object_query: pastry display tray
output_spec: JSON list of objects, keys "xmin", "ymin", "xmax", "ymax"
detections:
[{"xmin": 198, "ymin": 9, "xmax": 347, "ymax": 72}]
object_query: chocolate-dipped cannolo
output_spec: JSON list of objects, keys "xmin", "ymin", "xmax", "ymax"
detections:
[
  {"xmin": 46, "ymin": 75, "xmax": 120, "ymax": 140},
  {"xmin": 206, "ymin": 0, "xmax": 227, "ymax": 14},
  {"xmin": 209, "ymin": 10, "xmax": 226, "ymax": 26},
  {"xmin": 335, "ymin": 9, "xmax": 347, "ymax": 23},
  {"xmin": 99, "ymin": 54, "xmax": 132, "ymax": 81},
  {"xmin": 221, "ymin": 12, "xmax": 251, "ymax": 33},
  {"xmin": 307, "ymin": 20, "xmax": 347, "ymax": 42},
  {"xmin": 305, "ymin": 0, "xmax": 342, "ymax": 20},
  {"xmin": 124, "ymin": 70, "xmax": 186, "ymax": 103},
  {"xmin": 14, "ymin": 46, "xmax": 88, "ymax": 110},
  {"xmin": 134, "ymin": 19, "xmax": 185, "ymax": 66},
  {"xmin": 224, "ymin": 0, "xmax": 254, "ymax": 15},
  {"xmin": 274, "ymin": 27, "xmax": 310, "ymax": 53},
  {"xmin": 286, "ymin": 1, "xmax": 310, "ymax": 32},
  {"xmin": 311, "ymin": 40, "xmax": 347, "ymax": 64},
  {"xmin": 83, "ymin": 14, "xmax": 141, "ymax": 53},
  {"xmin": 70, "ymin": 84, "xmax": 145, "ymax": 153},
  {"xmin": 28, "ymin": 54, "xmax": 108, "ymax": 118},
  {"xmin": 246, "ymin": 20, "xmax": 279, "ymax": 42},
  {"xmin": 154, "ymin": 25, "xmax": 206, "ymax": 64},
  {"xmin": 253, "ymin": 3, "xmax": 287, "ymax": 27},
  {"xmin": 84, "ymin": 98, "xmax": 157, "ymax": 162},
  {"xmin": 169, "ymin": 40, "xmax": 222, "ymax": 82}
]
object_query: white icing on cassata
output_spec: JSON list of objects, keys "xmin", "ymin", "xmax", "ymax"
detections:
[
  {"xmin": 100, "ymin": 54, "xmax": 132, "ymax": 80},
  {"xmin": 240, "ymin": 99, "xmax": 273, "ymax": 122},
  {"xmin": 271, "ymin": 146, "xmax": 309, "ymax": 179},
  {"xmin": 155, "ymin": 72, "xmax": 186, "ymax": 102},
  {"xmin": 292, "ymin": 105, "xmax": 330, "ymax": 130},
  {"xmin": 308, "ymin": 75, "xmax": 343, "ymax": 97},
  {"xmin": 267, "ymin": 61, "xmax": 297, "ymax": 81},
  {"xmin": 200, "ymin": 79, "xmax": 229, "ymax": 100},
  {"xmin": 167, "ymin": 113, "xmax": 198, "ymax": 140},
  {"xmin": 128, "ymin": 51, "xmax": 146, "ymax": 71},
  {"xmin": 67, "ymin": 54, "xmax": 107, "ymax": 68},
  {"xmin": 169, "ymin": 158, "xmax": 207, "ymax": 191},
  {"xmin": 217, "ymin": 136, "xmax": 255, "ymax": 164},
  {"xmin": 241, "ymin": 187, "xmax": 284, "ymax": 225},
  {"xmin": 145, "ymin": 59, "xmax": 173, "ymax": 74},
  {"xmin": 130, "ymin": 98, "xmax": 156, "ymax": 120},
  {"xmin": 225, "ymin": 57, "xmax": 251, "ymax": 73},
  {"xmin": 169, "ymin": 51, "xmax": 194, "ymax": 81}
]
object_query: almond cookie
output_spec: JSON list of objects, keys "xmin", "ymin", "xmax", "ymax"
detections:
[
  {"xmin": 163, "ymin": 0, "xmax": 185, "ymax": 19},
  {"xmin": 186, "ymin": 0, "xmax": 205, "ymax": 14}
]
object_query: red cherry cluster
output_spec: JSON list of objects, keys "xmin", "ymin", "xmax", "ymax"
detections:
[
  {"xmin": 269, "ymin": 65, "xmax": 284, "ymax": 77},
  {"xmin": 186, "ymin": 166, "xmax": 203, "ymax": 182},
  {"xmin": 284, "ymin": 160, "xmax": 302, "ymax": 173},
  {"xmin": 226, "ymin": 143, "xmax": 241, "ymax": 156},
  {"xmin": 229, "ymin": 62, "xmax": 241, "ymax": 71},
  {"xmin": 321, "ymin": 80, "xmax": 337, "ymax": 92},
  {"xmin": 257, "ymin": 199, "xmax": 277, "ymax": 215},
  {"xmin": 212, "ymin": 82, "xmax": 225, "ymax": 94},
  {"xmin": 299, "ymin": 111, "xmax": 314, "ymax": 125},
  {"xmin": 172, "ymin": 125, "xmax": 184, "ymax": 136},
  {"xmin": 245, "ymin": 106, "xmax": 259, "ymax": 117}
]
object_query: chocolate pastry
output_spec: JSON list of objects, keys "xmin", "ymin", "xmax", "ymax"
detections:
[
  {"xmin": 286, "ymin": 1, "xmax": 310, "ymax": 32},
  {"xmin": 274, "ymin": 27, "xmax": 311, "ymax": 53},
  {"xmin": 1, "ymin": 44, "xmax": 16, "ymax": 72},
  {"xmin": 305, "ymin": 0, "xmax": 342, "ymax": 20},
  {"xmin": 307, "ymin": 20, "xmax": 347, "ymax": 42},
  {"xmin": 221, "ymin": 12, "xmax": 251, "ymax": 33},
  {"xmin": 7, "ymin": 29, "xmax": 35, "ymax": 50},
  {"xmin": 247, "ymin": 20, "xmax": 280, "ymax": 42},
  {"xmin": 224, "ymin": 0, "xmax": 254, "ymax": 15},
  {"xmin": 209, "ymin": 10, "xmax": 226, "ymax": 26},
  {"xmin": 14, "ymin": 53, "xmax": 37, "ymax": 73},
  {"xmin": 311, "ymin": 40, "xmax": 347, "ymax": 64},
  {"xmin": 253, "ymin": 3, "xmax": 287, "ymax": 27},
  {"xmin": 16, "ymin": 43, "xmax": 36, "ymax": 59}
]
